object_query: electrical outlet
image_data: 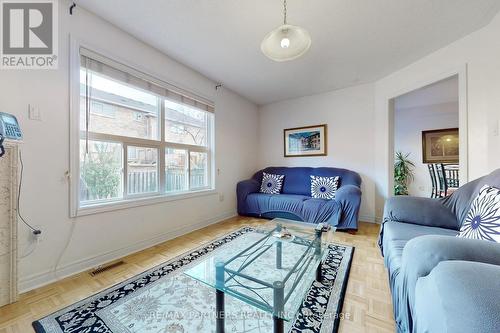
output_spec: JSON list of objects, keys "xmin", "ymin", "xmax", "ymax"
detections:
[
  {"xmin": 33, "ymin": 225, "xmax": 43, "ymax": 243},
  {"xmin": 34, "ymin": 232, "xmax": 42, "ymax": 243},
  {"xmin": 28, "ymin": 104, "xmax": 41, "ymax": 121}
]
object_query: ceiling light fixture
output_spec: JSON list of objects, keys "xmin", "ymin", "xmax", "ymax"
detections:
[{"xmin": 261, "ymin": 0, "xmax": 311, "ymax": 62}]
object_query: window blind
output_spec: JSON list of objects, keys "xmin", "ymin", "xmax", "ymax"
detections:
[{"xmin": 80, "ymin": 48, "xmax": 215, "ymax": 113}]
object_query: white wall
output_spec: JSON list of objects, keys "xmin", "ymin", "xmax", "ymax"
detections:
[
  {"xmin": 0, "ymin": 1, "xmax": 258, "ymax": 291},
  {"xmin": 394, "ymin": 102, "xmax": 459, "ymax": 197},
  {"xmin": 374, "ymin": 11, "xmax": 500, "ymax": 219},
  {"xmin": 258, "ymin": 84, "xmax": 376, "ymax": 222}
]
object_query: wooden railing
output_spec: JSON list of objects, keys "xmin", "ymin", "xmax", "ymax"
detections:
[
  {"xmin": 128, "ymin": 170, "xmax": 158, "ymax": 194},
  {"xmin": 81, "ymin": 167, "xmax": 206, "ymax": 200}
]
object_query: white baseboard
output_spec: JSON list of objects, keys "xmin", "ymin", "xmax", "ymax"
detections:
[
  {"xmin": 358, "ymin": 215, "xmax": 382, "ymax": 224},
  {"xmin": 359, "ymin": 214, "xmax": 381, "ymax": 224},
  {"xmin": 19, "ymin": 210, "xmax": 237, "ymax": 293}
]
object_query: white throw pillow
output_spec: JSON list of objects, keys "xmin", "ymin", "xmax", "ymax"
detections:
[
  {"xmin": 260, "ymin": 172, "xmax": 285, "ymax": 194},
  {"xmin": 457, "ymin": 185, "xmax": 500, "ymax": 243},
  {"xmin": 310, "ymin": 175, "xmax": 340, "ymax": 200}
]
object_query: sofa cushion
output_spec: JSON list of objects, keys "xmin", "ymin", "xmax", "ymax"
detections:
[
  {"xmin": 414, "ymin": 261, "xmax": 500, "ymax": 333},
  {"xmin": 302, "ymin": 198, "xmax": 338, "ymax": 223},
  {"xmin": 382, "ymin": 221, "xmax": 458, "ymax": 290},
  {"xmin": 382, "ymin": 223, "xmax": 457, "ymax": 284},
  {"xmin": 246, "ymin": 193, "xmax": 309, "ymax": 216},
  {"xmin": 245, "ymin": 193, "xmax": 339, "ymax": 225},
  {"xmin": 458, "ymin": 185, "xmax": 500, "ymax": 242},
  {"xmin": 382, "ymin": 221, "xmax": 458, "ymax": 273}
]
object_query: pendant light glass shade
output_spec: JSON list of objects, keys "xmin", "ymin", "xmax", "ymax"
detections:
[{"xmin": 261, "ymin": 24, "xmax": 311, "ymax": 62}]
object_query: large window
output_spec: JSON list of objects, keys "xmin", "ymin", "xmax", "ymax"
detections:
[{"xmin": 74, "ymin": 48, "xmax": 215, "ymax": 212}]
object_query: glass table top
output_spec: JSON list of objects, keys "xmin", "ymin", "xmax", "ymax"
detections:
[{"xmin": 183, "ymin": 218, "xmax": 335, "ymax": 321}]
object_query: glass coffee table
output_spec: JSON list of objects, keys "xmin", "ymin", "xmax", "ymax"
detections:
[{"xmin": 184, "ymin": 218, "xmax": 335, "ymax": 333}]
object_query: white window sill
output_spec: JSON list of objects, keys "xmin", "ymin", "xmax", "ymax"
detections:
[{"xmin": 74, "ymin": 189, "xmax": 217, "ymax": 217}]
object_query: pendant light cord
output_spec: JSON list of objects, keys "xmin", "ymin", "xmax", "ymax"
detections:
[{"xmin": 283, "ymin": 0, "xmax": 287, "ymax": 25}]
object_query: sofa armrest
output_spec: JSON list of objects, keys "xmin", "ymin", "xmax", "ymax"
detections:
[
  {"xmin": 335, "ymin": 184, "xmax": 361, "ymax": 207},
  {"xmin": 401, "ymin": 235, "xmax": 500, "ymax": 317},
  {"xmin": 236, "ymin": 179, "xmax": 260, "ymax": 214},
  {"xmin": 414, "ymin": 260, "xmax": 500, "ymax": 333},
  {"xmin": 335, "ymin": 184, "xmax": 362, "ymax": 229},
  {"xmin": 384, "ymin": 196, "xmax": 459, "ymax": 230}
]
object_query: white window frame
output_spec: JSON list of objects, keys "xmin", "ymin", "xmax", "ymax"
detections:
[{"xmin": 69, "ymin": 38, "xmax": 216, "ymax": 217}]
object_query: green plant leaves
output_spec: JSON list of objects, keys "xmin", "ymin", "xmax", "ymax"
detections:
[{"xmin": 394, "ymin": 151, "xmax": 415, "ymax": 196}]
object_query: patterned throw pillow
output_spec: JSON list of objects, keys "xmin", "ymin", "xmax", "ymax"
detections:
[
  {"xmin": 457, "ymin": 185, "xmax": 500, "ymax": 243},
  {"xmin": 310, "ymin": 175, "xmax": 340, "ymax": 200},
  {"xmin": 260, "ymin": 172, "xmax": 285, "ymax": 194}
]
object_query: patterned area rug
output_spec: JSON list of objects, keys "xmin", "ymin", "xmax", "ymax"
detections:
[{"xmin": 33, "ymin": 227, "xmax": 354, "ymax": 333}]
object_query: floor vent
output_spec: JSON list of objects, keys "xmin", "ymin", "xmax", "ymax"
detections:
[{"xmin": 89, "ymin": 260, "xmax": 125, "ymax": 277}]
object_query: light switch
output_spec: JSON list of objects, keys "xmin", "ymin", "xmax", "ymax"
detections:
[{"xmin": 28, "ymin": 104, "xmax": 41, "ymax": 121}]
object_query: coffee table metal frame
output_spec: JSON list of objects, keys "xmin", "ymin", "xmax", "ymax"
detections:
[{"xmin": 212, "ymin": 222, "xmax": 328, "ymax": 333}]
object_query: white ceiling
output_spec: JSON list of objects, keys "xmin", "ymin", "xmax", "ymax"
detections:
[
  {"xmin": 395, "ymin": 75, "xmax": 459, "ymax": 110},
  {"xmin": 76, "ymin": 0, "xmax": 500, "ymax": 105}
]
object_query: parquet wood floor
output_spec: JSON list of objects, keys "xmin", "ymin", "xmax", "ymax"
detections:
[{"xmin": 0, "ymin": 216, "xmax": 395, "ymax": 333}]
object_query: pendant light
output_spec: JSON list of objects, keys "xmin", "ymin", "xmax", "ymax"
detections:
[{"xmin": 261, "ymin": 0, "xmax": 311, "ymax": 62}]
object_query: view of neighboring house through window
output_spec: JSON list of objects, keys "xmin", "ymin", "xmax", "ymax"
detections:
[
  {"xmin": 77, "ymin": 49, "xmax": 214, "ymax": 209},
  {"xmin": 164, "ymin": 100, "xmax": 209, "ymax": 192},
  {"xmin": 91, "ymin": 101, "xmax": 116, "ymax": 118},
  {"xmin": 79, "ymin": 71, "xmax": 160, "ymax": 141},
  {"xmin": 165, "ymin": 100, "xmax": 208, "ymax": 146}
]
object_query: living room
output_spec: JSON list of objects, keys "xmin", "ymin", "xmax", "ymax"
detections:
[{"xmin": 0, "ymin": 1, "xmax": 499, "ymax": 333}]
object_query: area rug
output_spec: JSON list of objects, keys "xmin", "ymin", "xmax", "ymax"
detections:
[{"xmin": 33, "ymin": 227, "xmax": 354, "ymax": 333}]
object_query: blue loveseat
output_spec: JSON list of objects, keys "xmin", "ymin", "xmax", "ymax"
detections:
[
  {"xmin": 379, "ymin": 168, "xmax": 500, "ymax": 333},
  {"xmin": 237, "ymin": 167, "xmax": 362, "ymax": 230}
]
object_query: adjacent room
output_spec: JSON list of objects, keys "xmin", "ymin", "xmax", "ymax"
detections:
[
  {"xmin": 393, "ymin": 76, "xmax": 460, "ymax": 198},
  {"xmin": 1, "ymin": 1, "xmax": 499, "ymax": 333}
]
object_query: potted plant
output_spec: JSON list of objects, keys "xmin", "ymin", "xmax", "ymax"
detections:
[{"xmin": 394, "ymin": 152, "xmax": 415, "ymax": 196}]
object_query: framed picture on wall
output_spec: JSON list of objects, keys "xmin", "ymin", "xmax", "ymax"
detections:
[
  {"xmin": 422, "ymin": 128, "xmax": 459, "ymax": 163},
  {"xmin": 284, "ymin": 124, "xmax": 327, "ymax": 157}
]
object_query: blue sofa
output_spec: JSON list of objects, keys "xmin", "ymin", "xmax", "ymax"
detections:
[
  {"xmin": 379, "ymin": 169, "xmax": 500, "ymax": 333},
  {"xmin": 237, "ymin": 167, "xmax": 362, "ymax": 230}
]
